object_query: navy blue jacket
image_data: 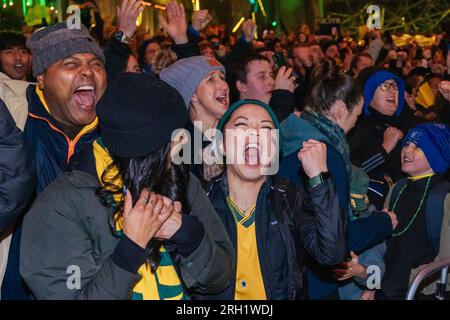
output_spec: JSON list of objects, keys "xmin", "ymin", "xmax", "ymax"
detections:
[
  {"xmin": 0, "ymin": 100, "xmax": 34, "ymax": 232},
  {"xmin": 204, "ymin": 173, "xmax": 347, "ymax": 300},
  {"xmin": 24, "ymin": 85, "xmax": 99, "ymax": 194},
  {"xmin": 278, "ymin": 146, "xmax": 393, "ymax": 299}
]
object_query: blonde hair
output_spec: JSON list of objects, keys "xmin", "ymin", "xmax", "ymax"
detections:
[{"xmin": 152, "ymin": 48, "xmax": 177, "ymax": 75}]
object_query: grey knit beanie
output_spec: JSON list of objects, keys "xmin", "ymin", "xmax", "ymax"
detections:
[
  {"xmin": 160, "ymin": 55, "xmax": 226, "ymax": 108},
  {"xmin": 27, "ymin": 22, "xmax": 105, "ymax": 77}
]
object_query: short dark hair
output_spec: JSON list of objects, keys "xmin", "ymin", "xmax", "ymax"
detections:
[
  {"xmin": 233, "ymin": 54, "xmax": 271, "ymax": 84},
  {"xmin": 350, "ymin": 52, "xmax": 373, "ymax": 72},
  {"xmin": 137, "ymin": 37, "xmax": 161, "ymax": 69},
  {"xmin": 0, "ymin": 31, "xmax": 28, "ymax": 51}
]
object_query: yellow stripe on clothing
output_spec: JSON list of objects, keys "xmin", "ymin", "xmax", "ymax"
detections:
[{"xmin": 93, "ymin": 138, "xmax": 187, "ymax": 300}]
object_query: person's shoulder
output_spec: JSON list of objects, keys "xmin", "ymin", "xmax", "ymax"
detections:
[{"xmin": 36, "ymin": 170, "xmax": 99, "ymax": 206}]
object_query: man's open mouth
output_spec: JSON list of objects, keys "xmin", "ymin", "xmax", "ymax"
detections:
[{"xmin": 73, "ymin": 84, "xmax": 96, "ymax": 109}]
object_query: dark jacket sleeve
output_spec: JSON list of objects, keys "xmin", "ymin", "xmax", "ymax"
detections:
[
  {"xmin": 171, "ymin": 26, "xmax": 202, "ymax": 59},
  {"xmin": 348, "ymin": 212, "xmax": 392, "ymax": 253},
  {"xmin": 0, "ymin": 100, "xmax": 34, "ymax": 232},
  {"xmin": 348, "ymin": 121, "xmax": 390, "ymax": 174},
  {"xmin": 222, "ymin": 37, "xmax": 252, "ymax": 68},
  {"xmin": 176, "ymin": 173, "xmax": 235, "ymax": 294},
  {"xmin": 296, "ymin": 178, "xmax": 347, "ymax": 266},
  {"xmin": 20, "ymin": 174, "xmax": 142, "ymax": 300},
  {"xmin": 269, "ymin": 89, "xmax": 296, "ymax": 122},
  {"xmin": 104, "ymin": 36, "xmax": 131, "ymax": 84}
]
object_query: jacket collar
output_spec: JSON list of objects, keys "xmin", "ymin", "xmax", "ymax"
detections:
[
  {"xmin": 28, "ymin": 85, "xmax": 99, "ymax": 139},
  {"xmin": 211, "ymin": 170, "xmax": 273, "ymax": 210}
]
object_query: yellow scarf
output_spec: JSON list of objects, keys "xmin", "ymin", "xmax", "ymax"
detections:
[{"xmin": 92, "ymin": 138, "xmax": 188, "ymax": 300}]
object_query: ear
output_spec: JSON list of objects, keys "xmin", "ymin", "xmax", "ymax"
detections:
[
  {"xmin": 330, "ymin": 100, "xmax": 347, "ymax": 121},
  {"xmin": 236, "ymin": 80, "xmax": 247, "ymax": 93},
  {"xmin": 37, "ymin": 74, "xmax": 45, "ymax": 90},
  {"xmin": 191, "ymin": 92, "xmax": 199, "ymax": 103}
]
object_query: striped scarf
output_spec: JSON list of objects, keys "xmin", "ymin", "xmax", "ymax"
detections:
[{"xmin": 93, "ymin": 138, "xmax": 188, "ymax": 300}]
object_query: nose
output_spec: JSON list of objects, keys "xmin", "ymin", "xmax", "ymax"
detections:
[
  {"xmin": 403, "ymin": 143, "xmax": 415, "ymax": 154},
  {"xmin": 80, "ymin": 64, "xmax": 94, "ymax": 78},
  {"xmin": 217, "ymin": 77, "xmax": 229, "ymax": 91},
  {"xmin": 13, "ymin": 51, "xmax": 23, "ymax": 60},
  {"xmin": 268, "ymin": 75, "xmax": 275, "ymax": 88}
]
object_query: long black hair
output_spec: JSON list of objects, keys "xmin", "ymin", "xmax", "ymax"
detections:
[{"xmin": 96, "ymin": 142, "xmax": 190, "ymax": 272}]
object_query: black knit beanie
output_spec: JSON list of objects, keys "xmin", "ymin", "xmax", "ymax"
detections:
[{"xmin": 96, "ymin": 73, "xmax": 188, "ymax": 158}]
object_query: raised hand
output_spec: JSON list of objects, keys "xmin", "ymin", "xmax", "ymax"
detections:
[
  {"xmin": 274, "ymin": 65, "xmax": 296, "ymax": 92},
  {"xmin": 159, "ymin": 0, "xmax": 188, "ymax": 44},
  {"xmin": 241, "ymin": 19, "xmax": 257, "ymax": 43},
  {"xmin": 192, "ymin": 9, "xmax": 213, "ymax": 33},
  {"xmin": 117, "ymin": 0, "xmax": 145, "ymax": 38},
  {"xmin": 382, "ymin": 126, "xmax": 404, "ymax": 153},
  {"xmin": 298, "ymin": 139, "xmax": 328, "ymax": 178}
]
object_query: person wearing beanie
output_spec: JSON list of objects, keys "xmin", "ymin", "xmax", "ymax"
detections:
[
  {"xmin": 278, "ymin": 59, "xmax": 395, "ymax": 300},
  {"xmin": 160, "ymin": 55, "xmax": 230, "ymax": 189},
  {"xmin": 378, "ymin": 123, "xmax": 450, "ymax": 300},
  {"xmin": 348, "ymin": 67, "xmax": 421, "ymax": 189},
  {"xmin": 20, "ymin": 73, "xmax": 234, "ymax": 300},
  {"xmin": 204, "ymin": 99, "xmax": 346, "ymax": 299},
  {"xmin": 1, "ymin": 21, "xmax": 107, "ymax": 300}
]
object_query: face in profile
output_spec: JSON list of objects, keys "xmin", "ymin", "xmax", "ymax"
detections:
[{"xmin": 222, "ymin": 104, "xmax": 279, "ymax": 181}]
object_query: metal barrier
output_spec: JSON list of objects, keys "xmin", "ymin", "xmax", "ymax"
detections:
[{"xmin": 406, "ymin": 256, "xmax": 450, "ymax": 300}]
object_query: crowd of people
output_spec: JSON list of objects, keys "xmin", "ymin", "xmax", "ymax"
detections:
[{"xmin": 0, "ymin": 0, "xmax": 449, "ymax": 301}]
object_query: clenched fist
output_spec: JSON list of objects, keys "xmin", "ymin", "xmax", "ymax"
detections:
[
  {"xmin": 382, "ymin": 126, "xmax": 403, "ymax": 154},
  {"xmin": 298, "ymin": 139, "xmax": 328, "ymax": 178}
]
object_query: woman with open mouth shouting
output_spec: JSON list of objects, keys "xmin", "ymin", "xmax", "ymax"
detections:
[{"xmin": 202, "ymin": 99, "xmax": 347, "ymax": 300}]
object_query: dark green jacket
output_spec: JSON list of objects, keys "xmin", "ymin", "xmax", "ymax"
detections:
[{"xmin": 19, "ymin": 169, "xmax": 234, "ymax": 300}]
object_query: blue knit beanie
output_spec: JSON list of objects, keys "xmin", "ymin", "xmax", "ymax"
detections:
[
  {"xmin": 361, "ymin": 69, "xmax": 405, "ymax": 116},
  {"xmin": 402, "ymin": 123, "xmax": 450, "ymax": 174}
]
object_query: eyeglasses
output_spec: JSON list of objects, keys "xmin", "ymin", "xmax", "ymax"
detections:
[{"xmin": 379, "ymin": 82, "xmax": 398, "ymax": 92}]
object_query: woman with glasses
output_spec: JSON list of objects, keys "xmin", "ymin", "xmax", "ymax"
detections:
[{"xmin": 348, "ymin": 67, "xmax": 421, "ymax": 192}]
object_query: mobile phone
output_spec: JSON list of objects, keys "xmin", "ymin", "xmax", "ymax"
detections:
[
  {"xmin": 273, "ymin": 52, "xmax": 299, "ymax": 79},
  {"xmin": 273, "ymin": 52, "xmax": 287, "ymax": 69}
]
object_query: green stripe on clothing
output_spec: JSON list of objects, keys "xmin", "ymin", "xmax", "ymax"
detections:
[{"xmin": 226, "ymin": 196, "xmax": 256, "ymax": 228}]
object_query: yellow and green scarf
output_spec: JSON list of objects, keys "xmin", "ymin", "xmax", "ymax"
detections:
[{"xmin": 93, "ymin": 138, "xmax": 188, "ymax": 300}]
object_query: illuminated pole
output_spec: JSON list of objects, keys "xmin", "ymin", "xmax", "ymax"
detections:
[
  {"xmin": 257, "ymin": 0, "xmax": 266, "ymax": 17},
  {"xmin": 318, "ymin": 0, "xmax": 324, "ymax": 18},
  {"xmin": 232, "ymin": 16, "xmax": 245, "ymax": 33}
]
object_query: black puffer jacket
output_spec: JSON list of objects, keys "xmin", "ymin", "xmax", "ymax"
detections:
[
  {"xmin": 204, "ymin": 173, "xmax": 347, "ymax": 300},
  {"xmin": 0, "ymin": 99, "xmax": 34, "ymax": 232}
]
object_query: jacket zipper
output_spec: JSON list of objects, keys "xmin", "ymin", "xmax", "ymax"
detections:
[{"xmin": 28, "ymin": 112, "xmax": 96, "ymax": 163}]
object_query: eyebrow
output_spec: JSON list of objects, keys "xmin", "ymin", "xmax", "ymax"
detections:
[
  {"xmin": 63, "ymin": 56, "xmax": 103, "ymax": 63},
  {"xmin": 261, "ymin": 120, "xmax": 274, "ymax": 125},
  {"xmin": 234, "ymin": 116, "xmax": 249, "ymax": 121}
]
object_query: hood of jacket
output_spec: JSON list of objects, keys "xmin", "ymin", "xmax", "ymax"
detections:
[{"xmin": 280, "ymin": 113, "xmax": 331, "ymax": 156}]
